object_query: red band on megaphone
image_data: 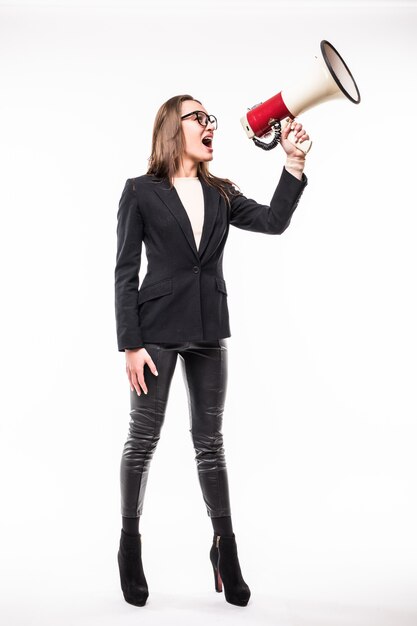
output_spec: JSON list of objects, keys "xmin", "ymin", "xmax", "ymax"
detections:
[{"xmin": 247, "ymin": 92, "xmax": 294, "ymax": 137}]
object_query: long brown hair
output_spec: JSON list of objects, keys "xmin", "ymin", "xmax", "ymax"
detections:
[{"xmin": 146, "ymin": 94, "xmax": 241, "ymax": 209}]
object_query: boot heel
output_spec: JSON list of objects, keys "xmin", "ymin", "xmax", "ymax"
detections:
[
  {"xmin": 211, "ymin": 561, "xmax": 223, "ymax": 592},
  {"xmin": 209, "ymin": 535, "xmax": 223, "ymax": 592}
]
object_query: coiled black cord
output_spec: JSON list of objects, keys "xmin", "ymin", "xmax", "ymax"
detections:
[{"xmin": 252, "ymin": 121, "xmax": 282, "ymax": 151}]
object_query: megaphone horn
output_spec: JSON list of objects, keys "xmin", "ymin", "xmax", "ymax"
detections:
[{"xmin": 240, "ymin": 40, "xmax": 361, "ymax": 154}]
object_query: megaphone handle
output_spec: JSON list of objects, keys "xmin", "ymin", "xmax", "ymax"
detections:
[{"xmin": 281, "ymin": 117, "xmax": 313, "ymax": 155}]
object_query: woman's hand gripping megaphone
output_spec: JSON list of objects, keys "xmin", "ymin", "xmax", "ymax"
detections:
[
  {"xmin": 280, "ymin": 117, "xmax": 311, "ymax": 157},
  {"xmin": 279, "ymin": 117, "xmax": 310, "ymax": 180}
]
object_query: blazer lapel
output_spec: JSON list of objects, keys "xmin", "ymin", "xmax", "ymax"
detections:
[{"xmin": 152, "ymin": 175, "xmax": 220, "ymax": 260}]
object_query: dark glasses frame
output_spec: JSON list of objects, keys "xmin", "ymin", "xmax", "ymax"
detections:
[{"xmin": 180, "ymin": 110, "xmax": 218, "ymax": 129}]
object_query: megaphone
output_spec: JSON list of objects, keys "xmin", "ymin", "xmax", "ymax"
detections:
[{"xmin": 240, "ymin": 40, "xmax": 361, "ymax": 154}]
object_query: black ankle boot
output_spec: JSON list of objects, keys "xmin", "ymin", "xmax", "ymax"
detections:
[
  {"xmin": 117, "ymin": 529, "xmax": 149, "ymax": 606},
  {"xmin": 209, "ymin": 533, "xmax": 251, "ymax": 606}
]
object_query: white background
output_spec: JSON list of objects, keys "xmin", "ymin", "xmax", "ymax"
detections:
[{"xmin": 1, "ymin": 1, "xmax": 416, "ymax": 625}]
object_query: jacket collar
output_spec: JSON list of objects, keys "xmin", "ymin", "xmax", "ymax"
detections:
[{"xmin": 151, "ymin": 175, "xmax": 220, "ymax": 261}]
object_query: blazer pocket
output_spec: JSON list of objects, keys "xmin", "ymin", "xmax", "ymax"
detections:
[
  {"xmin": 215, "ymin": 276, "xmax": 228, "ymax": 295},
  {"xmin": 138, "ymin": 278, "xmax": 173, "ymax": 305}
]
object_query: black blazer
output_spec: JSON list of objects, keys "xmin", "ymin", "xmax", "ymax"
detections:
[{"xmin": 114, "ymin": 166, "xmax": 308, "ymax": 351}]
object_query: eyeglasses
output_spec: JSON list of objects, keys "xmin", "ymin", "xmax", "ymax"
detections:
[{"xmin": 180, "ymin": 110, "xmax": 218, "ymax": 130}]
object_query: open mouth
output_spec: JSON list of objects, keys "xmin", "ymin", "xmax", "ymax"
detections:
[{"xmin": 202, "ymin": 136, "xmax": 213, "ymax": 149}]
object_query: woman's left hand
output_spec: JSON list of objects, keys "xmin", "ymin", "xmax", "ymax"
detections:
[{"xmin": 280, "ymin": 118, "xmax": 310, "ymax": 157}]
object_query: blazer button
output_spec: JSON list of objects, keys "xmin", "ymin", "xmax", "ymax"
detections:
[{"xmin": 193, "ymin": 266, "xmax": 200, "ymax": 273}]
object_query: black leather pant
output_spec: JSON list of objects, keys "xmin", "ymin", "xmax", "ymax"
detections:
[{"xmin": 120, "ymin": 339, "xmax": 232, "ymax": 518}]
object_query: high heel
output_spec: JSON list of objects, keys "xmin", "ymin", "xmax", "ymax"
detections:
[
  {"xmin": 209, "ymin": 533, "xmax": 251, "ymax": 606},
  {"xmin": 117, "ymin": 529, "xmax": 149, "ymax": 606}
]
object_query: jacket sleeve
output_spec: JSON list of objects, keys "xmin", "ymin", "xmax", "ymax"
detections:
[
  {"xmin": 229, "ymin": 166, "xmax": 308, "ymax": 234},
  {"xmin": 114, "ymin": 178, "xmax": 145, "ymax": 352}
]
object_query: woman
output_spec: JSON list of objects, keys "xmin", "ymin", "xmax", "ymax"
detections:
[{"xmin": 115, "ymin": 94, "xmax": 309, "ymax": 607}]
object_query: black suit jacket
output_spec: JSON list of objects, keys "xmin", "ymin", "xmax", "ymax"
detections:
[{"xmin": 114, "ymin": 166, "xmax": 308, "ymax": 351}]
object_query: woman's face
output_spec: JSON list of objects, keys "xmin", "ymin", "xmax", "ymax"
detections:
[{"xmin": 180, "ymin": 100, "xmax": 216, "ymax": 166}]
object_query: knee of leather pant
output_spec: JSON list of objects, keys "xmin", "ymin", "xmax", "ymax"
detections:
[{"xmin": 191, "ymin": 434, "xmax": 227, "ymax": 471}]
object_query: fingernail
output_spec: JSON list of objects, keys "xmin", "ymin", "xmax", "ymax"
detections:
[{"xmin": 154, "ymin": 370, "xmax": 159, "ymax": 376}]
